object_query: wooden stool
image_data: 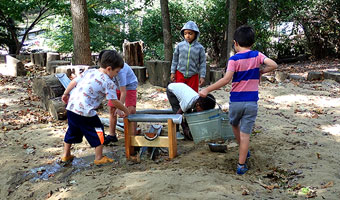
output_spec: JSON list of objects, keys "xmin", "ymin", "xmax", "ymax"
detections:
[{"xmin": 124, "ymin": 114, "xmax": 182, "ymax": 159}]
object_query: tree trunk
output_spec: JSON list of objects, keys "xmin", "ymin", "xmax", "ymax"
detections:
[
  {"xmin": 160, "ymin": 0, "xmax": 173, "ymax": 62},
  {"xmin": 70, "ymin": 0, "xmax": 92, "ymax": 65},
  {"xmin": 122, "ymin": 41, "xmax": 144, "ymax": 66},
  {"xmin": 226, "ymin": 0, "xmax": 237, "ymax": 60},
  {"xmin": 218, "ymin": 0, "xmax": 229, "ymax": 68}
]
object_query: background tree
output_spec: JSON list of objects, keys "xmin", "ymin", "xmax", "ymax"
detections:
[
  {"xmin": 160, "ymin": 0, "xmax": 173, "ymax": 62},
  {"xmin": 0, "ymin": 0, "xmax": 60, "ymax": 54},
  {"xmin": 70, "ymin": 0, "xmax": 92, "ymax": 65}
]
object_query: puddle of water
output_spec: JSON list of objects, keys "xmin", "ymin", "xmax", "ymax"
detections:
[{"xmin": 28, "ymin": 157, "xmax": 91, "ymax": 182}]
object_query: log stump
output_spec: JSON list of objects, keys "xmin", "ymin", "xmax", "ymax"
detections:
[
  {"xmin": 123, "ymin": 40, "xmax": 144, "ymax": 66},
  {"xmin": 324, "ymin": 71, "xmax": 340, "ymax": 83},
  {"xmin": 1, "ymin": 55, "xmax": 27, "ymax": 76},
  {"xmin": 210, "ymin": 69, "xmax": 223, "ymax": 83},
  {"xmin": 146, "ymin": 60, "xmax": 171, "ymax": 88},
  {"xmin": 47, "ymin": 97, "xmax": 67, "ymax": 120},
  {"xmin": 289, "ymin": 74, "xmax": 305, "ymax": 81},
  {"xmin": 307, "ymin": 71, "xmax": 323, "ymax": 81},
  {"xmin": 55, "ymin": 65, "xmax": 89, "ymax": 78},
  {"xmin": 31, "ymin": 53, "xmax": 47, "ymax": 67},
  {"xmin": 131, "ymin": 66, "xmax": 147, "ymax": 84},
  {"xmin": 46, "ymin": 60, "xmax": 71, "ymax": 74},
  {"xmin": 46, "ymin": 52, "xmax": 61, "ymax": 69},
  {"xmin": 33, "ymin": 75, "xmax": 65, "ymax": 109}
]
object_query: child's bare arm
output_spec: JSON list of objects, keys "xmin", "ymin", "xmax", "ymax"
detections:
[
  {"xmin": 62, "ymin": 79, "xmax": 77, "ymax": 104},
  {"xmin": 110, "ymin": 99, "xmax": 129, "ymax": 117},
  {"xmin": 261, "ymin": 58, "xmax": 278, "ymax": 74},
  {"xmin": 199, "ymin": 71, "xmax": 234, "ymax": 97}
]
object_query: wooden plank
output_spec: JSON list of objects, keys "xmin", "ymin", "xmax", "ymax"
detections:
[
  {"xmin": 124, "ymin": 118, "xmax": 134, "ymax": 159},
  {"xmin": 168, "ymin": 119, "xmax": 177, "ymax": 159},
  {"xmin": 130, "ymin": 136, "xmax": 170, "ymax": 147}
]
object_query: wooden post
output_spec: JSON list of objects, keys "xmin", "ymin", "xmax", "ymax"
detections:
[
  {"xmin": 124, "ymin": 118, "xmax": 134, "ymax": 159},
  {"xmin": 168, "ymin": 119, "xmax": 177, "ymax": 159}
]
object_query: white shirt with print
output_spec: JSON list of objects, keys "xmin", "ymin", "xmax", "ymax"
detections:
[{"xmin": 66, "ymin": 69, "xmax": 117, "ymax": 117}]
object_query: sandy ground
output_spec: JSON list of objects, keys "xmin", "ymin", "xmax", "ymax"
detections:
[{"xmin": 0, "ymin": 60, "xmax": 340, "ymax": 200}]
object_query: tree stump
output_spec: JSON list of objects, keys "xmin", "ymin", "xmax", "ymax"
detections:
[
  {"xmin": 1, "ymin": 55, "xmax": 27, "ymax": 76},
  {"xmin": 31, "ymin": 53, "xmax": 47, "ymax": 67},
  {"xmin": 33, "ymin": 75, "xmax": 65, "ymax": 109},
  {"xmin": 46, "ymin": 52, "xmax": 61, "ymax": 69},
  {"xmin": 123, "ymin": 40, "xmax": 144, "ymax": 66},
  {"xmin": 47, "ymin": 97, "xmax": 67, "ymax": 120},
  {"xmin": 145, "ymin": 60, "xmax": 171, "ymax": 88},
  {"xmin": 55, "ymin": 65, "xmax": 89, "ymax": 77},
  {"xmin": 324, "ymin": 71, "xmax": 340, "ymax": 83},
  {"xmin": 131, "ymin": 66, "xmax": 147, "ymax": 84},
  {"xmin": 275, "ymin": 71, "xmax": 289, "ymax": 82},
  {"xmin": 46, "ymin": 60, "xmax": 71, "ymax": 74},
  {"xmin": 210, "ymin": 69, "xmax": 223, "ymax": 83},
  {"xmin": 307, "ymin": 71, "xmax": 323, "ymax": 81}
]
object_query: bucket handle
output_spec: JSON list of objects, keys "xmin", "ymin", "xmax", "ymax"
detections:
[{"xmin": 209, "ymin": 113, "xmax": 220, "ymax": 120}]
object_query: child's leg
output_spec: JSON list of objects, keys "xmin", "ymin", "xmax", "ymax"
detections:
[
  {"xmin": 232, "ymin": 125, "xmax": 240, "ymax": 144},
  {"xmin": 62, "ymin": 142, "xmax": 72, "ymax": 158},
  {"xmin": 108, "ymin": 106, "xmax": 117, "ymax": 136},
  {"xmin": 94, "ymin": 144, "xmax": 103, "ymax": 161},
  {"xmin": 239, "ymin": 132, "xmax": 250, "ymax": 164}
]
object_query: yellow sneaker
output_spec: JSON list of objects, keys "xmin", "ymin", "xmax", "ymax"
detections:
[
  {"xmin": 94, "ymin": 156, "xmax": 114, "ymax": 165},
  {"xmin": 61, "ymin": 155, "xmax": 75, "ymax": 163}
]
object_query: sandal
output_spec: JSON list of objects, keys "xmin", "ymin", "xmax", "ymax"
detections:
[
  {"xmin": 94, "ymin": 156, "xmax": 114, "ymax": 165},
  {"xmin": 61, "ymin": 155, "xmax": 75, "ymax": 163}
]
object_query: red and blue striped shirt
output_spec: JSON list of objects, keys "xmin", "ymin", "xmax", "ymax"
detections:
[{"xmin": 227, "ymin": 50, "xmax": 266, "ymax": 102}]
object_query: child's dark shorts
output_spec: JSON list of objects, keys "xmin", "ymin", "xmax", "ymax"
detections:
[
  {"xmin": 229, "ymin": 101, "xmax": 258, "ymax": 134},
  {"xmin": 64, "ymin": 111, "xmax": 105, "ymax": 147}
]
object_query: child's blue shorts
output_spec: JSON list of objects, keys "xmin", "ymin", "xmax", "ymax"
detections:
[
  {"xmin": 229, "ymin": 101, "xmax": 258, "ymax": 134},
  {"xmin": 64, "ymin": 111, "xmax": 105, "ymax": 147}
]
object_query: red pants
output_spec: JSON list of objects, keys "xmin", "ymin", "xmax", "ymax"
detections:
[{"xmin": 175, "ymin": 70, "xmax": 199, "ymax": 92}]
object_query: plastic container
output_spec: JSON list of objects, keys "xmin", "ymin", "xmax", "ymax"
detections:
[{"xmin": 184, "ymin": 109, "xmax": 234, "ymax": 144}]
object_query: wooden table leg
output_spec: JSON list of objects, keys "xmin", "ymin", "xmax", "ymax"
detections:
[
  {"xmin": 168, "ymin": 119, "xmax": 177, "ymax": 159},
  {"xmin": 124, "ymin": 118, "xmax": 134, "ymax": 159}
]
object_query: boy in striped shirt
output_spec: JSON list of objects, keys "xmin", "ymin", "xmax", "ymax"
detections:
[{"xmin": 199, "ymin": 25, "xmax": 277, "ymax": 175}]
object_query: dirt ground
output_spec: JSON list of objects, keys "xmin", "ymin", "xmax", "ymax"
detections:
[{"xmin": 0, "ymin": 59, "xmax": 340, "ymax": 200}]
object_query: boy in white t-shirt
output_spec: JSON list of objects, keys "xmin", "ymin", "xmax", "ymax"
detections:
[
  {"xmin": 166, "ymin": 83, "xmax": 216, "ymax": 140},
  {"xmin": 61, "ymin": 50, "xmax": 129, "ymax": 165}
]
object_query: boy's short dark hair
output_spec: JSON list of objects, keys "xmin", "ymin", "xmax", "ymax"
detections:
[
  {"xmin": 99, "ymin": 50, "xmax": 124, "ymax": 70},
  {"xmin": 233, "ymin": 25, "xmax": 255, "ymax": 47},
  {"xmin": 196, "ymin": 94, "xmax": 216, "ymax": 111}
]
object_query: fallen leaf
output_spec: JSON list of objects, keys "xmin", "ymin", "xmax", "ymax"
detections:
[
  {"xmin": 321, "ymin": 181, "xmax": 333, "ymax": 189},
  {"xmin": 316, "ymin": 152, "xmax": 321, "ymax": 159}
]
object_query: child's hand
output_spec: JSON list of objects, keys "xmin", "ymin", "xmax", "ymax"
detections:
[
  {"xmin": 121, "ymin": 110, "xmax": 129, "ymax": 118},
  {"xmin": 198, "ymin": 89, "xmax": 208, "ymax": 97},
  {"xmin": 62, "ymin": 94, "xmax": 70, "ymax": 104},
  {"xmin": 199, "ymin": 77, "xmax": 205, "ymax": 86},
  {"xmin": 170, "ymin": 73, "xmax": 176, "ymax": 82},
  {"xmin": 116, "ymin": 109, "xmax": 124, "ymax": 117}
]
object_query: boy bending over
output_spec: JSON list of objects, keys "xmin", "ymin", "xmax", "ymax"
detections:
[{"xmin": 167, "ymin": 82, "xmax": 216, "ymax": 140}]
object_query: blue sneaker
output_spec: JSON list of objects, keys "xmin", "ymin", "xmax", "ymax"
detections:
[
  {"xmin": 237, "ymin": 164, "xmax": 248, "ymax": 175},
  {"xmin": 247, "ymin": 150, "xmax": 251, "ymax": 159}
]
